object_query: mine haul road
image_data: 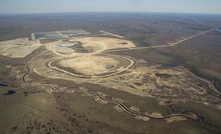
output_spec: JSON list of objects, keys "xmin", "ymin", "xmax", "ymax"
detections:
[{"xmin": 48, "ymin": 56, "xmax": 135, "ymax": 78}]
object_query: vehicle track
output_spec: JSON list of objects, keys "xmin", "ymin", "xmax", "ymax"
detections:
[
  {"xmin": 23, "ymin": 64, "xmax": 30, "ymax": 85},
  {"xmin": 89, "ymin": 91, "xmax": 197, "ymax": 120},
  {"xmin": 48, "ymin": 56, "xmax": 135, "ymax": 78}
]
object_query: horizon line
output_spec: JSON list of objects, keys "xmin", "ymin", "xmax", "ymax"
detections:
[{"xmin": 0, "ymin": 11, "xmax": 221, "ymax": 15}]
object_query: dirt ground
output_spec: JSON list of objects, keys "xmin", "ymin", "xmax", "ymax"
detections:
[
  {"xmin": 0, "ymin": 38, "xmax": 41, "ymax": 58},
  {"xmin": 58, "ymin": 55, "xmax": 118, "ymax": 75},
  {"xmin": 45, "ymin": 37, "xmax": 136, "ymax": 57}
]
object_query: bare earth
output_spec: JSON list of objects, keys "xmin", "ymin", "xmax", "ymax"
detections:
[
  {"xmin": 58, "ymin": 55, "xmax": 118, "ymax": 75},
  {"xmin": 0, "ymin": 38, "xmax": 41, "ymax": 58}
]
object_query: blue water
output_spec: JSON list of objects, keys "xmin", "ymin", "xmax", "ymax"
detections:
[
  {"xmin": 60, "ymin": 30, "xmax": 89, "ymax": 36},
  {"xmin": 34, "ymin": 33, "xmax": 63, "ymax": 39}
]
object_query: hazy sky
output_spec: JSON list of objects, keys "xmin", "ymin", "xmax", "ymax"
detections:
[{"xmin": 0, "ymin": 0, "xmax": 221, "ymax": 14}]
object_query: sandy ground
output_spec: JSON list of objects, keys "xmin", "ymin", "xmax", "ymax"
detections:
[
  {"xmin": 73, "ymin": 37, "xmax": 135, "ymax": 51},
  {"xmin": 166, "ymin": 116, "xmax": 187, "ymax": 123},
  {"xmin": 45, "ymin": 37, "xmax": 136, "ymax": 57},
  {"xmin": 0, "ymin": 38, "xmax": 41, "ymax": 58},
  {"xmin": 43, "ymin": 36, "xmax": 136, "ymax": 77},
  {"xmin": 58, "ymin": 55, "xmax": 118, "ymax": 75},
  {"xmin": 135, "ymin": 115, "xmax": 150, "ymax": 122}
]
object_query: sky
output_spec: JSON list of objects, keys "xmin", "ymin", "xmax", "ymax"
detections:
[{"xmin": 0, "ymin": 0, "xmax": 221, "ymax": 14}]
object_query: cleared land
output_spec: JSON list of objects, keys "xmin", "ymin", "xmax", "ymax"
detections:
[
  {"xmin": 58, "ymin": 56, "xmax": 118, "ymax": 75},
  {"xmin": 0, "ymin": 38, "xmax": 41, "ymax": 58}
]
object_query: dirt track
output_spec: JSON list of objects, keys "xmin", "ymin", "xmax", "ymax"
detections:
[
  {"xmin": 90, "ymin": 91, "xmax": 197, "ymax": 120},
  {"xmin": 48, "ymin": 55, "xmax": 135, "ymax": 78},
  {"xmin": 105, "ymin": 29, "xmax": 213, "ymax": 52}
]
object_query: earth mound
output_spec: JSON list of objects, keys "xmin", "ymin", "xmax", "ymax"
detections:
[{"xmin": 58, "ymin": 55, "xmax": 118, "ymax": 75}]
